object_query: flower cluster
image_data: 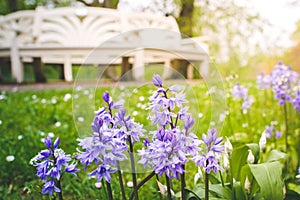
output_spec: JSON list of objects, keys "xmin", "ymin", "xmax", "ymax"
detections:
[
  {"xmin": 30, "ymin": 137, "xmax": 79, "ymax": 196},
  {"xmin": 193, "ymin": 128, "xmax": 224, "ymax": 174},
  {"xmin": 76, "ymin": 91, "xmax": 145, "ymax": 183},
  {"xmin": 231, "ymin": 82, "xmax": 253, "ymax": 111},
  {"xmin": 264, "ymin": 123, "xmax": 282, "ymax": 139},
  {"xmin": 292, "ymin": 82, "xmax": 300, "ymax": 114},
  {"xmin": 138, "ymin": 74, "xmax": 201, "ymax": 179},
  {"xmin": 257, "ymin": 62, "xmax": 299, "ymax": 105}
]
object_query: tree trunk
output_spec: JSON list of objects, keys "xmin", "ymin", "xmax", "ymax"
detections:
[{"xmin": 177, "ymin": 0, "xmax": 195, "ymax": 37}]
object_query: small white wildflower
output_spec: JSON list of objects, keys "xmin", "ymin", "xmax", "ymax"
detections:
[
  {"xmin": 245, "ymin": 176, "xmax": 251, "ymax": 194},
  {"xmin": 76, "ymin": 86, "xmax": 82, "ymax": 91},
  {"xmin": 198, "ymin": 113, "xmax": 203, "ymax": 118},
  {"xmin": 78, "ymin": 117, "xmax": 85, "ymax": 122},
  {"xmin": 247, "ymin": 149, "xmax": 255, "ymax": 164},
  {"xmin": 210, "ymin": 121, "xmax": 216, "ymax": 126},
  {"xmin": 51, "ymin": 97, "xmax": 57, "ymax": 104},
  {"xmin": 139, "ymin": 96, "xmax": 145, "ymax": 101},
  {"xmin": 54, "ymin": 121, "xmax": 61, "ymax": 127},
  {"xmin": 0, "ymin": 94, "xmax": 6, "ymax": 100},
  {"xmin": 32, "ymin": 94, "xmax": 37, "ymax": 99},
  {"xmin": 242, "ymin": 109, "xmax": 248, "ymax": 115},
  {"xmin": 242, "ymin": 123, "xmax": 248, "ymax": 128},
  {"xmin": 64, "ymin": 93, "xmax": 72, "ymax": 102},
  {"xmin": 0, "ymin": 120, "xmax": 2, "ymax": 125},
  {"xmin": 83, "ymin": 90, "xmax": 89, "ymax": 95},
  {"xmin": 41, "ymin": 99, "xmax": 46, "ymax": 104},
  {"xmin": 219, "ymin": 113, "xmax": 226, "ymax": 122},
  {"xmin": 132, "ymin": 111, "xmax": 139, "ymax": 116},
  {"xmin": 137, "ymin": 103, "xmax": 142, "ymax": 108},
  {"xmin": 18, "ymin": 135, "xmax": 23, "ymax": 140},
  {"xmin": 259, "ymin": 131, "xmax": 267, "ymax": 151},
  {"xmin": 127, "ymin": 181, "xmax": 134, "ymax": 187},
  {"xmin": 6, "ymin": 155, "xmax": 15, "ymax": 162},
  {"xmin": 95, "ymin": 182, "xmax": 102, "ymax": 188},
  {"xmin": 225, "ymin": 110, "xmax": 230, "ymax": 115},
  {"xmin": 41, "ymin": 138, "xmax": 45, "ymax": 143},
  {"xmin": 48, "ymin": 132, "xmax": 55, "ymax": 138},
  {"xmin": 133, "ymin": 88, "xmax": 138, "ymax": 93},
  {"xmin": 40, "ymin": 131, "xmax": 45, "ymax": 136}
]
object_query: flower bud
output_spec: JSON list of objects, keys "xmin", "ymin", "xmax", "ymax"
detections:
[
  {"xmin": 224, "ymin": 137, "xmax": 233, "ymax": 155},
  {"xmin": 102, "ymin": 91, "xmax": 110, "ymax": 103},
  {"xmin": 247, "ymin": 149, "xmax": 255, "ymax": 164},
  {"xmin": 152, "ymin": 74, "xmax": 162, "ymax": 87},
  {"xmin": 245, "ymin": 176, "xmax": 251, "ymax": 194},
  {"xmin": 259, "ymin": 131, "xmax": 267, "ymax": 151}
]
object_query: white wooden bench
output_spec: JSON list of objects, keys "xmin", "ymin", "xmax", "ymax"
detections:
[{"xmin": 0, "ymin": 6, "xmax": 209, "ymax": 83}]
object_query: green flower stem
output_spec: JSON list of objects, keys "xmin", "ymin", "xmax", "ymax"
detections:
[
  {"xmin": 106, "ymin": 181, "xmax": 114, "ymax": 200},
  {"xmin": 129, "ymin": 171, "xmax": 156, "ymax": 200},
  {"xmin": 205, "ymin": 172, "xmax": 209, "ymax": 200},
  {"xmin": 165, "ymin": 174, "xmax": 172, "ymax": 200},
  {"xmin": 283, "ymin": 103, "xmax": 289, "ymax": 152},
  {"xmin": 128, "ymin": 136, "xmax": 138, "ymax": 200},
  {"xmin": 117, "ymin": 162, "xmax": 126, "ymax": 200},
  {"xmin": 181, "ymin": 165, "xmax": 186, "ymax": 200},
  {"xmin": 57, "ymin": 180, "xmax": 63, "ymax": 200},
  {"xmin": 219, "ymin": 170, "xmax": 224, "ymax": 187}
]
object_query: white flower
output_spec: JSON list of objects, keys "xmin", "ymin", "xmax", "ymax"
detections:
[
  {"xmin": 259, "ymin": 131, "xmax": 267, "ymax": 151},
  {"xmin": 198, "ymin": 113, "xmax": 203, "ymax": 118},
  {"xmin": 64, "ymin": 93, "xmax": 72, "ymax": 102},
  {"xmin": 83, "ymin": 90, "xmax": 89, "ymax": 95},
  {"xmin": 194, "ymin": 168, "xmax": 203, "ymax": 184},
  {"xmin": 18, "ymin": 135, "xmax": 23, "ymax": 140},
  {"xmin": 0, "ymin": 120, "xmax": 2, "ymax": 125},
  {"xmin": 6, "ymin": 155, "xmax": 15, "ymax": 162},
  {"xmin": 48, "ymin": 132, "xmax": 55, "ymax": 138},
  {"xmin": 219, "ymin": 113, "xmax": 226, "ymax": 122},
  {"xmin": 139, "ymin": 96, "xmax": 145, "ymax": 101},
  {"xmin": 32, "ymin": 94, "xmax": 37, "ymax": 99},
  {"xmin": 210, "ymin": 121, "xmax": 216, "ymax": 126},
  {"xmin": 77, "ymin": 117, "xmax": 85, "ymax": 122},
  {"xmin": 55, "ymin": 122, "xmax": 61, "ymax": 127},
  {"xmin": 132, "ymin": 111, "xmax": 139, "ymax": 116},
  {"xmin": 247, "ymin": 149, "xmax": 255, "ymax": 164},
  {"xmin": 51, "ymin": 97, "xmax": 57, "ymax": 104},
  {"xmin": 40, "ymin": 131, "xmax": 45, "ymax": 136},
  {"xmin": 127, "ymin": 181, "xmax": 133, "ymax": 187},
  {"xmin": 223, "ymin": 155, "xmax": 230, "ymax": 171},
  {"xmin": 41, "ymin": 99, "xmax": 46, "ymax": 104},
  {"xmin": 95, "ymin": 182, "xmax": 102, "ymax": 188}
]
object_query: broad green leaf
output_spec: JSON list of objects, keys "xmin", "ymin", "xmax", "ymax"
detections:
[
  {"xmin": 232, "ymin": 182, "xmax": 246, "ymax": 200},
  {"xmin": 242, "ymin": 162, "xmax": 284, "ymax": 200},
  {"xmin": 264, "ymin": 149, "xmax": 287, "ymax": 163},
  {"xmin": 231, "ymin": 143, "xmax": 260, "ymax": 181},
  {"xmin": 209, "ymin": 184, "xmax": 233, "ymax": 199},
  {"xmin": 240, "ymin": 164, "xmax": 260, "ymax": 199}
]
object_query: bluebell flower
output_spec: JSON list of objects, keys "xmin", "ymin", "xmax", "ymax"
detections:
[
  {"xmin": 264, "ymin": 123, "xmax": 282, "ymax": 139},
  {"xmin": 232, "ymin": 83, "xmax": 253, "ymax": 111},
  {"xmin": 139, "ymin": 76, "xmax": 201, "ymax": 179},
  {"xmin": 31, "ymin": 137, "xmax": 79, "ymax": 196},
  {"xmin": 41, "ymin": 180, "xmax": 61, "ymax": 196},
  {"xmin": 89, "ymin": 164, "xmax": 117, "ymax": 183},
  {"xmin": 194, "ymin": 128, "xmax": 224, "ymax": 174},
  {"xmin": 292, "ymin": 82, "xmax": 300, "ymax": 113}
]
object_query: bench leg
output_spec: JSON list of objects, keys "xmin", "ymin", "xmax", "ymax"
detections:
[
  {"xmin": 162, "ymin": 59, "xmax": 172, "ymax": 79},
  {"xmin": 120, "ymin": 56, "xmax": 132, "ymax": 81},
  {"xmin": 33, "ymin": 57, "xmax": 47, "ymax": 83},
  {"xmin": 200, "ymin": 58, "xmax": 209, "ymax": 79},
  {"xmin": 132, "ymin": 50, "xmax": 144, "ymax": 81},
  {"xmin": 64, "ymin": 56, "xmax": 73, "ymax": 82},
  {"xmin": 10, "ymin": 44, "xmax": 24, "ymax": 83}
]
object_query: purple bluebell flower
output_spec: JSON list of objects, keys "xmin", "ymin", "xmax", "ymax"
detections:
[
  {"xmin": 89, "ymin": 164, "xmax": 117, "ymax": 183},
  {"xmin": 264, "ymin": 123, "xmax": 282, "ymax": 139},
  {"xmin": 139, "ymin": 76, "xmax": 201, "ymax": 179},
  {"xmin": 257, "ymin": 71, "xmax": 272, "ymax": 89},
  {"xmin": 31, "ymin": 137, "xmax": 79, "ymax": 196},
  {"xmin": 41, "ymin": 180, "xmax": 61, "ymax": 196},
  {"xmin": 152, "ymin": 74, "xmax": 163, "ymax": 87},
  {"xmin": 292, "ymin": 82, "xmax": 300, "ymax": 113},
  {"xmin": 193, "ymin": 128, "xmax": 224, "ymax": 174},
  {"xmin": 102, "ymin": 91, "xmax": 110, "ymax": 103},
  {"xmin": 232, "ymin": 83, "xmax": 253, "ymax": 111}
]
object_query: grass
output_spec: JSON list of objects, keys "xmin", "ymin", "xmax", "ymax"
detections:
[{"xmin": 0, "ymin": 77, "xmax": 299, "ymax": 199}]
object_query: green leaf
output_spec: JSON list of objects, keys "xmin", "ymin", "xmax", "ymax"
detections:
[
  {"xmin": 231, "ymin": 143, "xmax": 260, "ymax": 181},
  {"xmin": 232, "ymin": 182, "xmax": 246, "ymax": 200},
  {"xmin": 209, "ymin": 184, "xmax": 233, "ymax": 199},
  {"xmin": 240, "ymin": 165, "xmax": 260, "ymax": 199},
  {"xmin": 241, "ymin": 162, "xmax": 284, "ymax": 200},
  {"xmin": 264, "ymin": 149, "xmax": 287, "ymax": 163}
]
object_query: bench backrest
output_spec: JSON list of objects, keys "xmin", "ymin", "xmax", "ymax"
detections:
[
  {"xmin": 32, "ymin": 6, "xmax": 180, "ymax": 47},
  {"xmin": 0, "ymin": 10, "xmax": 35, "ymax": 46}
]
